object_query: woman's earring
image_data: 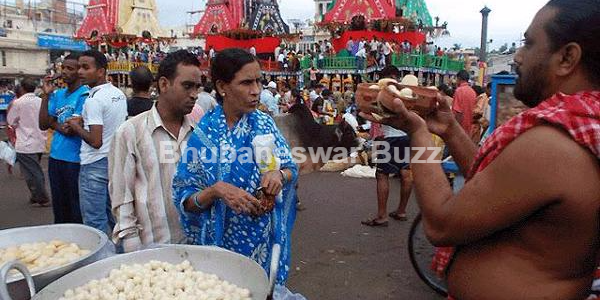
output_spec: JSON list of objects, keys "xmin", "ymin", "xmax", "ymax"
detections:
[{"xmin": 222, "ymin": 93, "xmax": 226, "ymax": 97}]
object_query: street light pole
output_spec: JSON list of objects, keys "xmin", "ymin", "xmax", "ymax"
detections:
[{"xmin": 480, "ymin": 6, "xmax": 491, "ymax": 62}]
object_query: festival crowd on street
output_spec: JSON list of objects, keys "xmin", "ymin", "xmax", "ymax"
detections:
[{"xmin": 0, "ymin": 0, "xmax": 599, "ymax": 299}]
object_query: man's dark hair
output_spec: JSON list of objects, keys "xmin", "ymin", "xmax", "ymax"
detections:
[
  {"xmin": 64, "ymin": 53, "xmax": 80, "ymax": 62},
  {"xmin": 157, "ymin": 50, "xmax": 200, "ymax": 82},
  {"xmin": 81, "ymin": 50, "xmax": 108, "ymax": 70},
  {"xmin": 472, "ymin": 85, "xmax": 486, "ymax": 95},
  {"xmin": 203, "ymin": 82, "xmax": 213, "ymax": 93},
  {"xmin": 130, "ymin": 66, "xmax": 154, "ymax": 93},
  {"xmin": 379, "ymin": 65, "xmax": 401, "ymax": 78},
  {"xmin": 156, "ymin": 50, "xmax": 200, "ymax": 92},
  {"xmin": 545, "ymin": 0, "xmax": 600, "ymax": 83},
  {"xmin": 457, "ymin": 70, "xmax": 470, "ymax": 82},
  {"xmin": 210, "ymin": 48, "xmax": 258, "ymax": 104},
  {"xmin": 20, "ymin": 77, "xmax": 37, "ymax": 93},
  {"xmin": 438, "ymin": 83, "xmax": 454, "ymax": 97}
]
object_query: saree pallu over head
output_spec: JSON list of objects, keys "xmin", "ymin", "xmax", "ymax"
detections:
[{"xmin": 173, "ymin": 105, "xmax": 299, "ymax": 284}]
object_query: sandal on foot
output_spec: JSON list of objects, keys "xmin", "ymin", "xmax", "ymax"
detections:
[
  {"xmin": 361, "ymin": 218, "xmax": 389, "ymax": 227},
  {"xmin": 389, "ymin": 212, "xmax": 408, "ymax": 221}
]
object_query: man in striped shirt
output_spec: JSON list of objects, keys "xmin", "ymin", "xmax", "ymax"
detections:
[{"xmin": 109, "ymin": 50, "xmax": 203, "ymax": 252}]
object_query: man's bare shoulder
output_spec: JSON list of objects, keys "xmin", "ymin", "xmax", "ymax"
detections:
[{"xmin": 500, "ymin": 124, "xmax": 600, "ymax": 202}]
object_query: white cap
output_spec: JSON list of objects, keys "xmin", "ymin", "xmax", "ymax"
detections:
[{"xmin": 267, "ymin": 81, "xmax": 277, "ymax": 89}]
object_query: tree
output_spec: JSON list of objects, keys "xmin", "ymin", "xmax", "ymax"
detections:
[{"xmin": 498, "ymin": 43, "xmax": 508, "ymax": 53}]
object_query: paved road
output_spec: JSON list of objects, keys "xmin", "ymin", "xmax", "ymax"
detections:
[{"xmin": 0, "ymin": 156, "xmax": 441, "ymax": 300}]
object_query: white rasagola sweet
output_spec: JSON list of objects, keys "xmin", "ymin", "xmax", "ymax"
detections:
[
  {"xmin": 0, "ymin": 240, "xmax": 90, "ymax": 275},
  {"xmin": 58, "ymin": 260, "xmax": 252, "ymax": 300}
]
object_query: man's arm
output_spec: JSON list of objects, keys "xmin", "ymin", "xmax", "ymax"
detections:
[
  {"xmin": 39, "ymin": 93, "xmax": 52, "ymax": 131},
  {"xmin": 108, "ymin": 125, "xmax": 141, "ymax": 252},
  {"xmin": 69, "ymin": 123, "xmax": 103, "ymax": 149},
  {"xmin": 39, "ymin": 93, "xmax": 72, "ymax": 135},
  {"xmin": 411, "ymin": 125, "xmax": 599, "ymax": 246},
  {"xmin": 67, "ymin": 99, "xmax": 103, "ymax": 149},
  {"xmin": 6, "ymin": 101, "xmax": 19, "ymax": 128}
]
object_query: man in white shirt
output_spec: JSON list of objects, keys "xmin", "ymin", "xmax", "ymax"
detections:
[
  {"xmin": 309, "ymin": 84, "xmax": 324, "ymax": 103},
  {"xmin": 274, "ymin": 45, "xmax": 281, "ymax": 60},
  {"xmin": 196, "ymin": 82, "xmax": 217, "ymax": 113},
  {"xmin": 355, "ymin": 45, "xmax": 368, "ymax": 69},
  {"xmin": 382, "ymin": 39, "xmax": 392, "ymax": 65},
  {"xmin": 7, "ymin": 78, "xmax": 49, "ymax": 206},
  {"xmin": 208, "ymin": 46, "xmax": 216, "ymax": 59},
  {"xmin": 278, "ymin": 52, "xmax": 286, "ymax": 70},
  {"xmin": 259, "ymin": 81, "xmax": 280, "ymax": 116},
  {"xmin": 370, "ymin": 36, "xmax": 380, "ymax": 52},
  {"xmin": 110, "ymin": 50, "xmax": 202, "ymax": 252},
  {"xmin": 67, "ymin": 50, "xmax": 127, "ymax": 235},
  {"xmin": 346, "ymin": 37, "xmax": 355, "ymax": 54}
]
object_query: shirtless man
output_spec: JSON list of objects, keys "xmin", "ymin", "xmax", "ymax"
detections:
[{"xmin": 362, "ymin": 0, "xmax": 600, "ymax": 299}]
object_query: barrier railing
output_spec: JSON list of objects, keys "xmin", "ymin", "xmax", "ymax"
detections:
[
  {"xmin": 107, "ymin": 54, "xmax": 465, "ymax": 74},
  {"xmin": 107, "ymin": 62, "xmax": 160, "ymax": 74}
]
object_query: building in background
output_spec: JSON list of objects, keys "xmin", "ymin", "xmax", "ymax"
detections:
[{"xmin": 0, "ymin": 0, "xmax": 85, "ymax": 81}]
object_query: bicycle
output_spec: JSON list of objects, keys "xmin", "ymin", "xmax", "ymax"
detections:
[
  {"xmin": 408, "ymin": 213, "xmax": 448, "ymax": 297},
  {"xmin": 407, "ymin": 159, "xmax": 462, "ymax": 297}
]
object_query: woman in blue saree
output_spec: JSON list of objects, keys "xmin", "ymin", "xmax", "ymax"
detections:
[{"xmin": 172, "ymin": 48, "xmax": 298, "ymax": 284}]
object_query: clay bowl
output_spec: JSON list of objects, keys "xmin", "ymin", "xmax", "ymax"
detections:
[
  {"xmin": 355, "ymin": 83, "xmax": 382, "ymax": 114},
  {"xmin": 378, "ymin": 83, "xmax": 439, "ymax": 117}
]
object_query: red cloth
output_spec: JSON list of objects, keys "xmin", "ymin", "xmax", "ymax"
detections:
[
  {"xmin": 205, "ymin": 35, "xmax": 281, "ymax": 54},
  {"xmin": 75, "ymin": 0, "xmax": 117, "ymax": 38},
  {"xmin": 331, "ymin": 31, "xmax": 426, "ymax": 53},
  {"xmin": 324, "ymin": 0, "xmax": 395, "ymax": 23},
  {"xmin": 452, "ymin": 83, "xmax": 477, "ymax": 136},
  {"xmin": 432, "ymin": 91, "xmax": 600, "ymax": 283},
  {"xmin": 193, "ymin": 3, "xmax": 237, "ymax": 36}
]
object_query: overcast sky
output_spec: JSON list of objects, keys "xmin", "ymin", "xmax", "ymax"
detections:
[{"xmin": 72, "ymin": 0, "xmax": 550, "ymax": 50}]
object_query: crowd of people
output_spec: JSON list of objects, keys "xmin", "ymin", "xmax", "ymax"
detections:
[
  {"xmin": 1, "ymin": 0, "xmax": 599, "ymax": 299},
  {"xmin": 3, "ymin": 48, "xmax": 302, "ymax": 292}
]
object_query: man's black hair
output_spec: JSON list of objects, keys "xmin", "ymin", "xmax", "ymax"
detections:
[
  {"xmin": 156, "ymin": 50, "xmax": 200, "ymax": 92},
  {"xmin": 472, "ymin": 85, "xmax": 486, "ymax": 95},
  {"xmin": 81, "ymin": 50, "xmax": 108, "ymax": 70},
  {"xmin": 64, "ymin": 53, "xmax": 80, "ymax": 61},
  {"xmin": 210, "ymin": 48, "xmax": 258, "ymax": 104},
  {"xmin": 203, "ymin": 82, "xmax": 214, "ymax": 93},
  {"xmin": 129, "ymin": 66, "xmax": 154, "ymax": 93},
  {"xmin": 457, "ymin": 70, "xmax": 470, "ymax": 82},
  {"xmin": 438, "ymin": 83, "xmax": 454, "ymax": 97},
  {"xmin": 379, "ymin": 65, "xmax": 401, "ymax": 78},
  {"xmin": 20, "ymin": 77, "xmax": 37, "ymax": 93},
  {"xmin": 545, "ymin": 0, "xmax": 600, "ymax": 83}
]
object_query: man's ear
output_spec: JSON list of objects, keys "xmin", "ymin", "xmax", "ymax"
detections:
[
  {"xmin": 158, "ymin": 76, "xmax": 170, "ymax": 93},
  {"xmin": 556, "ymin": 42, "xmax": 583, "ymax": 77}
]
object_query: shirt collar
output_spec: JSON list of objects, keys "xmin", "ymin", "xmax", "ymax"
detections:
[
  {"xmin": 89, "ymin": 82, "xmax": 112, "ymax": 94},
  {"xmin": 148, "ymin": 104, "xmax": 195, "ymax": 136}
]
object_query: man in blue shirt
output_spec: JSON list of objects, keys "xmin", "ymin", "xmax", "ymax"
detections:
[{"xmin": 39, "ymin": 53, "xmax": 89, "ymax": 224}]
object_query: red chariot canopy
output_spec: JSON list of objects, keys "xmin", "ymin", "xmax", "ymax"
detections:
[
  {"xmin": 193, "ymin": 3, "xmax": 238, "ymax": 36},
  {"xmin": 206, "ymin": 35, "xmax": 280, "ymax": 54},
  {"xmin": 76, "ymin": 0, "xmax": 119, "ymax": 39},
  {"xmin": 324, "ymin": 0, "xmax": 396, "ymax": 23}
]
